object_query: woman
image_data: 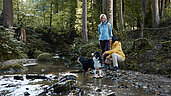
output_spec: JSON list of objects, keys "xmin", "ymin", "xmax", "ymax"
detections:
[
  {"xmin": 98, "ymin": 14, "xmax": 113, "ymax": 54},
  {"xmin": 102, "ymin": 36, "xmax": 125, "ymax": 71}
]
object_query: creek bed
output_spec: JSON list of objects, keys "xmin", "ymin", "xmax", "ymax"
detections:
[{"xmin": 0, "ymin": 58, "xmax": 170, "ymax": 96}]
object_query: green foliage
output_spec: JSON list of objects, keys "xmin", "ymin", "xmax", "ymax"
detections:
[
  {"xmin": 161, "ymin": 3, "xmax": 171, "ymax": 21},
  {"xmin": 0, "ymin": 28, "xmax": 27, "ymax": 61},
  {"xmin": 33, "ymin": 50, "xmax": 43, "ymax": 59},
  {"xmin": 13, "ymin": 0, "xmax": 77, "ymax": 35},
  {"xmin": 70, "ymin": 37, "xmax": 101, "ymax": 60},
  {"xmin": 75, "ymin": 0, "xmax": 101, "ymax": 39},
  {"xmin": 121, "ymin": 21, "xmax": 171, "ymax": 75}
]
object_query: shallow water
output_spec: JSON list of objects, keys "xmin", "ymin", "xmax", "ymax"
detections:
[{"xmin": 0, "ymin": 58, "xmax": 156, "ymax": 96}]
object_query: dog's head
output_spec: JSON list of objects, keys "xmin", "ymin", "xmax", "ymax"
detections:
[{"xmin": 91, "ymin": 52, "xmax": 102, "ymax": 64}]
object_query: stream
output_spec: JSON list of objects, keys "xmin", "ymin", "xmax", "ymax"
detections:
[{"xmin": 0, "ymin": 55, "xmax": 170, "ymax": 96}]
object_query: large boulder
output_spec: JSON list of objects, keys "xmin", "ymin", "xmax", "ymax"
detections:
[
  {"xmin": 37, "ymin": 53, "xmax": 54, "ymax": 62},
  {"xmin": 132, "ymin": 38, "xmax": 152, "ymax": 50},
  {"xmin": 0, "ymin": 63, "xmax": 24, "ymax": 74}
]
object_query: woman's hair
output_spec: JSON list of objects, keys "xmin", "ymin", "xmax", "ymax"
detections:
[
  {"xmin": 111, "ymin": 36, "xmax": 118, "ymax": 43},
  {"xmin": 100, "ymin": 14, "xmax": 107, "ymax": 20}
]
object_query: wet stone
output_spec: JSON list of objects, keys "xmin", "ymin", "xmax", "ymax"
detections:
[
  {"xmin": 108, "ymin": 92, "xmax": 116, "ymax": 96},
  {"xmin": 53, "ymin": 80, "xmax": 75, "ymax": 93},
  {"xmin": 146, "ymin": 90, "xmax": 152, "ymax": 93},
  {"xmin": 24, "ymin": 92, "xmax": 30, "ymax": 96},
  {"xmin": 118, "ymin": 84, "xmax": 128, "ymax": 88},
  {"xmin": 96, "ymin": 89, "xmax": 102, "ymax": 92},
  {"xmin": 14, "ymin": 76, "xmax": 23, "ymax": 80},
  {"xmin": 70, "ymin": 70, "xmax": 83, "ymax": 73},
  {"xmin": 6, "ymin": 84, "xmax": 16, "ymax": 87},
  {"xmin": 26, "ymin": 75, "xmax": 48, "ymax": 79},
  {"xmin": 59, "ymin": 75, "xmax": 76, "ymax": 82}
]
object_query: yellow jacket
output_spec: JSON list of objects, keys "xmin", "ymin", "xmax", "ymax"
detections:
[{"xmin": 105, "ymin": 41, "xmax": 125, "ymax": 60}]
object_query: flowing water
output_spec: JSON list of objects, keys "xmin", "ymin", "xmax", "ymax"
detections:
[{"xmin": 0, "ymin": 57, "xmax": 156, "ymax": 96}]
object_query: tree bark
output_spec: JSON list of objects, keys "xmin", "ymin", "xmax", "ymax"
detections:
[
  {"xmin": 145, "ymin": 0, "xmax": 152, "ymax": 27},
  {"xmin": 141, "ymin": 0, "xmax": 146, "ymax": 38},
  {"xmin": 160, "ymin": 0, "xmax": 165, "ymax": 18},
  {"xmin": 82, "ymin": 0, "xmax": 88, "ymax": 42},
  {"xmin": 55, "ymin": 1, "xmax": 58, "ymax": 13},
  {"xmin": 165, "ymin": 0, "xmax": 167, "ymax": 8},
  {"xmin": 17, "ymin": 0, "xmax": 20, "ymax": 25},
  {"xmin": 3, "ymin": 0, "xmax": 13, "ymax": 28},
  {"xmin": 113, "ymin": 0, "xmax": 117, "ymax": 30},
  {"xmin": 119, "ymin": 0, "xmax": 124, "ymax": 31},
  {"xmin": 50, "ymin": 2, "xmax": 52, "ymax": 28},
  {"xmin": 152, "ymin": 0, "xmax": 160, "ymax": 27},
  {"xmin": 106, "ymin": 0, "xmax": 113, "ymax": 28},
  {"xmin": 102, "ymin": 0, "xmax": 106, "ymax": 14}
]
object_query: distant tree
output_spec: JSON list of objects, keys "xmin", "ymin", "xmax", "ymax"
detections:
[
  {"xmin": 152, "ymin": 0, "xmax": 160, "ymax": 27},
  {"xmin": 50, "ymin": 2, "xmax": 53, "ymax": 28},
  {"xmin": 113, "ymin": 0, "xmax": 118, "ymax": 30},
  {"xmin": 106, "ymin": 0, "xmax": 113, "ymax": 28},
  {"xmin": 102, "ymin": 0, "xmax": 106, "ymax": 14},
  {"xmin": 141, "ymin": 0, "xmax": 147, "ymax": 38},
  {"xmin": 82, "ymin": 0, "xmax": 88, "ymax": 42},
  {"xmin": 2, "ymin": 0, "xmax": 13, "ymax": 28},
  {"xmin": 145, "ymin": 0, "xmax": 152, "ymax": 27},
  {"xmin": 54, "ymin": 0, "xmax": 58, "ymax": 13},
  {"xmin": 160, "ymin": 0, "xmax": 165, "ymax": 18},
  {"xmin": 119, "ymin": 0, "xmax": 124, "ymax": 31}
]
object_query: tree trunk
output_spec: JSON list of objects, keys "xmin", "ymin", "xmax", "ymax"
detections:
[
  {"xmin": 141, "ymin": 0, "xmax": 146, "ymax": 38},
  {"xmin": 145, "ymin": 0, "xmax": 152, "ymax": 27},
  {"xmin": 17, "ymin": 0, "xmax": 20, "ymax": 25},
  {"xmin": 152, "ymin": 0, "xmax": 160, "ymax": 27},
  {"xmin": 159, "ymin": 0, "xmax": 161, "ymax": 17},
  {"xmin": 82, "ymin": 0, "xmax": 88, "ymax": 42},
  {"xmin": 137, "ymin": 18, "xmax": 141, "ymax": 28},
  {"xmin": 165, "ymin": 0, "xmax": 167, "ymax": 8},
  {"xmin": 102, "ymin": 0, "xmax": 106, "ymax": 13},
  {"xmin": 2, "ymin": 0, "xmax": 13, "ymax": 28},
  {"xmin": 113, "ymin": 0, "xmax": 117, "ymax": 30},
  {"xmin": 160, "ymin": 0, "xmax": 165, "ymax": 18},
  {"xmin": 106, "ymin": 0, "xmax": 113, "ymax": 28},
  {"xmin": 50, "ymin": 2, "xmax": 52, "ymax": 28},
  {"xmin": 55, "ymin": 1, "xmax": 58, "ymax": 13},
  {"xmin": 119, "ymin": 0, "xmax": 124, "ymax": 31}
]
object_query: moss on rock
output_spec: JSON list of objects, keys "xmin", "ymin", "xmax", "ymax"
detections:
[
  {"xmin": 132, "ymin": 38, "xmax": 152, "ymax": 50},
  {"xmin": 37, "ymin": 53, "xmax": 54, "ymax": 62},
  {"xmin": 0, "ymin": 63, "xmax": 24, "ymax": 71}
]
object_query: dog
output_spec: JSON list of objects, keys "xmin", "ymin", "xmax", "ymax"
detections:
[{"xmin": 77, "ymin": 52, "xmax": 102, "ymax": 77}]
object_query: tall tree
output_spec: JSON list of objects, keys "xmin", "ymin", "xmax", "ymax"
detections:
[
  {"xmin": 54, "ymin": 0, "xmax": 58, "ymax": 13},
  {"xmin": 50, "ymin": 2, "xmax": 53, "ymax": 28},
  {"xmin": 82, "ymin": 0, "xmax": 88, "ymax": 42},
  {"xmin": 160, "ymin": 0, "xmax": 165, "ymax": 18},
  {"xmin": 17, "ymin": 0, "xmax": 20, "ymax": 24},
  {"xmin": 113, "ymin": 0, "xmax": 117, "ymax": 30},
  {"xmin": 141, "ymin": 0, "xmax": 146, "ymax": 38},
  {"xmin": 152, "ymin": 0, "xmax": 160, "ymax": 27},
  {"xmin": 102, "ymin": 0, "xmax": 106, "ymax": 14},
  {"xmin": 144, "ymin": 0, "xmax": 152, "ymax": 27},
  {"xmin": 2, "ymin": 0, "xmax": 13, "ymax": 28},
  {"xmin": 106, "ymin": 0, "xmax": 113, "ymax": 28},
  {"xmin": 119, "ymin": 0, "xmax": 124, "ymax": 31}
]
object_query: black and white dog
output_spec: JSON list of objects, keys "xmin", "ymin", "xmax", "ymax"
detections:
[{"xmin": 77, "ymin": 52, "xmax": 102, "ymax": 77}]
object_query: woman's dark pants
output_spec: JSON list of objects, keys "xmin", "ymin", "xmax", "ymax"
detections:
[{"xmin": 100, "ymin": 40, "xmax": 109, "ymax": 62}]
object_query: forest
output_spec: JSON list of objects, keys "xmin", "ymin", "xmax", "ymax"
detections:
[{"xmin": 0, "ymin": 0, "xmax": 171, "ymax": 96}]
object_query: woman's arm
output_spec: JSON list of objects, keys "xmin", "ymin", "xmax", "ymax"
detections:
[{"xmin": 108, "ymin": 23, "xmax": 113, "ymax": 36}]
